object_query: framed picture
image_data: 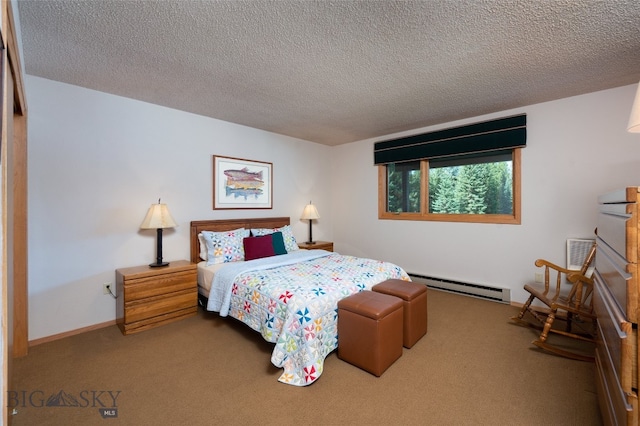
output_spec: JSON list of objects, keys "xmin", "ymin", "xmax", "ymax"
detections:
[{"xmin": 213, "ymin": 155, "xmax": 273, "ymax": 209}]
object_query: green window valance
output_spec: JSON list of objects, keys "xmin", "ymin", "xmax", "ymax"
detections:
[{"xmin": 374, "ymin": 114, "xmax": 526, "ymax": 165}]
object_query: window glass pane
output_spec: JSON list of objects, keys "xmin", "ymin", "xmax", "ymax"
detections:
[
  {"xmin": 428, "ymin": 154, "xmax": 512, "ymax": 215},
  {"xmin": 386, "ymin": 161, "xmax": 421, "ymax": 213}
]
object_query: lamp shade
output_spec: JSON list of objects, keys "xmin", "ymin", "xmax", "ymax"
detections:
[
  {"xmin": 301, "ymin": 203, "xmax": 320, "ymax": 220},
  {"xmin": 628, "ymin": 82, "xmax": 640, "ymax": 133},
  {"xmin": 140, "ymin": 202, "xmax": 177, "ymax": 229}
]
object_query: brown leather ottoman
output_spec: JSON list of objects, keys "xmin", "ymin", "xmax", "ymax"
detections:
[
  {"xmin": 337, "ymin": 290, "xmax": 403, "ymax": 376},
  {"xmin": 372, "ymin": 279, "xmax": 427, "ymax": 348}
]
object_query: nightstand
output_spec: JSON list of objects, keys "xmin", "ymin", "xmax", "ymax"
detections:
[
  {"xmin": 116, "ymin": 260, "xmax": 197, "ymax": 335},
  {"xmin": 298, "ymin": 241, "xmax": 333, "ymax": 251}
]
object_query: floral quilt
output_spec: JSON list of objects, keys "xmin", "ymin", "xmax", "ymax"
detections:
[{"xmin": 206, "ymin": 249, "xmax": 409, "ymax": 386}]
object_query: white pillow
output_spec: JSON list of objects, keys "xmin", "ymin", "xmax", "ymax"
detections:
[
  {"xmin": 251, "ymin": 225, "xmax": 299, "ymax": 252},
  {"xmin": 201, "ymin": 228, "xmax": 250, "ymax": 266},
  {"xmin": 198, "ymin": 233, "xmax": 207, "ymax": 261}
]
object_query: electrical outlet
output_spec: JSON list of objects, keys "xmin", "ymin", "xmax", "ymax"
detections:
[
  {"xmin": 103, "ymin": 283, "xmax": 112, "ymax": 295},
  {"xmin": 534, "ymin": 273, "xmax": 543, "ymax": 283}
]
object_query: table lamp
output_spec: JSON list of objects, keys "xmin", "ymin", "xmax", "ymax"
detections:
[
  {"xmin": 628, "ymin": 81, "xmax": 640, "ymax": 133},
  {"xmin": 300, "ymin": 201, "xmax": 320, "ymax": 244},
  {"xmin": 140, "ymin": 199, "xmax": 177, "ymax": 267}
]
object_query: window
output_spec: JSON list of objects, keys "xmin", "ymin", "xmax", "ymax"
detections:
[
  {"xmin": 375, "ymin": 115, "xmax": 525, "ymax": 224},
  {"xmin": 378, "ymin": 149, "xmax": 520, "ymax": 224},
  {"xmin": 386, "ymin": 161, "xmax": 421, "ymax": 213}
]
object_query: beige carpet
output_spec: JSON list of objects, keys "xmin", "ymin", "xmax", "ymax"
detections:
[{"xmin": 11, "ymin": 289, "xmax": 601, "ymax": 426}]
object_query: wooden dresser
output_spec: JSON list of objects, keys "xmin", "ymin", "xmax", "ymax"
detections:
[
  {"xmin": 595, "ymin": 187, "xmax": 639, "ymax": 425},
  {"xmin": 116, "ymin": 260, "xmax": 197, "ymax": 335}
]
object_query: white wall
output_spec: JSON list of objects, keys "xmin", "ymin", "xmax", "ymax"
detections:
[
  {"xmin": 26, "ymin": 76, "xmax": 333, "ymax": 340},
  {"xmin": 331, "ymin": 84, "xmax": 640, "ymax": 304}
]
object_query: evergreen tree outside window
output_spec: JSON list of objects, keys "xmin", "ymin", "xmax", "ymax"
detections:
[{"xmin": 429, "ymin": 152, "xmax": 512, "ymax": 215}]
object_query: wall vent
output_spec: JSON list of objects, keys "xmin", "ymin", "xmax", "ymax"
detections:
[
  {"xmin": 409, "ymin": 273, "xmax": 510, "ymax": 304},
  {"xmin": 566, "ymin": 238, "xmax": 595, "ymax": 277}
]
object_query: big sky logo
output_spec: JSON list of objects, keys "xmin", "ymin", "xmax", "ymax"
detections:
[{"xmin": 8, "ymin": 390, "xmax": 121, "ymax": 418}]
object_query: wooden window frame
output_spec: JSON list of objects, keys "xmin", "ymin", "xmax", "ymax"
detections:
[{"xmin": 378, "ymin": 149, "xmax": 521, "ymax": 224}]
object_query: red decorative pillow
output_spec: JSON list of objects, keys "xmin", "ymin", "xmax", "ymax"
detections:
[{"xmin": 243, "ymin": 235, "xmax": 276, "ymax": 260}]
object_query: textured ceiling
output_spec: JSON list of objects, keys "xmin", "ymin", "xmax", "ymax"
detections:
[{"xmin": 17, "ymin": 0, "xmax": 640, "ymax": 146}]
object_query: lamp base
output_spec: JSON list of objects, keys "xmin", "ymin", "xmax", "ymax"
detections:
[
  {"xmin": 305, "ymin": 241, "xmax": 316, "ymax": 245},
  {"xmin": 149, "ymin": 262, "xmax": 169, "ymax": 268}
]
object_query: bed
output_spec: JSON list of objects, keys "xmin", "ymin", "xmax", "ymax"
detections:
[{"xmin": 190, "ymin": 217, "xmax": 410, "ymax": 386}]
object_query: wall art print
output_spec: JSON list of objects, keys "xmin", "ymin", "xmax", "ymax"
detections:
[{"xmin": 212, "ymin": 155, "xmax": 273, "ymax": 209}]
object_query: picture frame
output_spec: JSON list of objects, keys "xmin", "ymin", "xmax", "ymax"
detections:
[{"xmin": 212, "ymin": 155, "xmax": 273, "ymax": 209}]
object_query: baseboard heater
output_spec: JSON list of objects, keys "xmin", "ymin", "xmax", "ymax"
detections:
[{"xmin": 408, "ymin": 273, "xmax": 510, "ymax": 304}]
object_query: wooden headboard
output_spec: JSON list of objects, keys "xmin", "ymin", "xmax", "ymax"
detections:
[{"xmin": 190, "ymin": 217, "xmax": 290, "ymax": 263}]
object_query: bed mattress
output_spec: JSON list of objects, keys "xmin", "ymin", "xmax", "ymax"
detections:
[{"xmin": 197, "ymin": 261, "xmax": 226, "ymax": 298}]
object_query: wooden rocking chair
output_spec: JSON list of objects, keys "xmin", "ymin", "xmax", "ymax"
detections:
[{"xmin": 511, "ymin": 240, "xmax": 597, "ymax": 361}]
